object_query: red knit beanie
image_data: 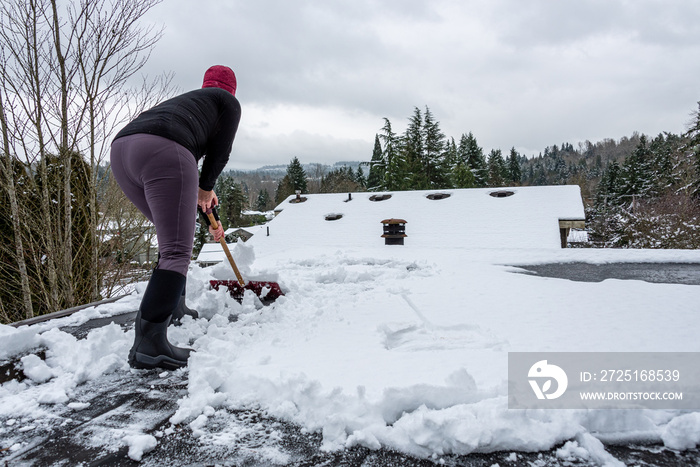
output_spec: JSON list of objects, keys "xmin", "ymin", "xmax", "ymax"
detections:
[{"xmin": 202, "ymin": 65, "xmax": 237, "ymax": 96}]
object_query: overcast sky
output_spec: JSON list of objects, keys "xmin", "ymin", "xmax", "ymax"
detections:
[{"xmin": 139, "ymin": 0, "xmax": 700, "ymax": 171}]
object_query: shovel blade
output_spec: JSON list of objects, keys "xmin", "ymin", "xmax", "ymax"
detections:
[{"xmin": 210, "ymin": 280, "xmax": 284, "ymax": 304}]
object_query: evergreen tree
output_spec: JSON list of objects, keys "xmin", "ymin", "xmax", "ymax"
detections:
[
  {"xmin": 422, "ymin": 107, "xmax": 448, "ymax": 188},
  {"xmin": 463, "ymin": 132, "xmax": 488, "ymax": 187},
  {"xmin": 287, "ymin": 157, "xmax": 308, "ymax": 193},
  {"xmin": 534, "ymin": 162, "xmax": 547, "ymax": 185},
  {"xmin": 274, "ymin": 175, "xmax": 295, "ymax": 204},
  {"xmin": 444, "ymin": 138, "xmax": 458, "ymax": 188},
  {"xmin": 554, "ymin": 154, "xmax": 569, "ymax": 184},
  {"xmin": 620, "ymin": 134, "xmax": 653, "ymax": 201},
  {"xmin": 595, "ymin": 161, "xmax": 623, "ymax": 207},
  {"xmin": 401, "ymin": 107, "xmax": 427, "ymax": 189},
  {"xmin": 507, "ymin": 147, "xmax": 522, "ymax": 185},
  {"xmin": 649, "ymin": 133, "xmax": 675, "ymax": 196},
  {"xmin": 444, "ymin": 137, "xmax": 458, "ymax": 171},
  {"xmin": 215, "ymin": 174, "xmax": 247, "ymax": 228},
  {"xmin": 524, "ymin": 164, "xmax": 534, "ymax": 185},
  {"xmin": 452, "ymin": 162, "xmax": 476, "ymax": 188},
  {"xmin": 379, "ymin": 118, "xmax": 402, "ymax": 191},
  {"xmin": 404, "ymin": 108, "xmax": 423, "ymax": 161},
  {"xmin": 355, "ymin": 166, "xmax": 366, "ymax": 189},
  {"xmin": 1, "ymin": 152, "xmax": 95, "ymax": 318},
  {"xmin": 683, "ymin": 101, "xmax": 700, "ymax": 196},
  {"xmin": 457, "ymin": 133, "xmax": 469, "ymax": 165},
  {"xmin": 367, "ymin": 134, "xmax": 384, "ymax": 191},
  {"xmin": 588, "ymin": 161, "xmax": 625, "ymax": 246},
  {"xmin": 487, "ymin": 149, "xmax": 508, "ymax": 187},
  {"xmin": 256, "ymin": 189, "xmax": 271, "ymax": 211}
]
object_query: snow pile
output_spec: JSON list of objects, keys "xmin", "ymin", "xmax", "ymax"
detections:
[
  {"xmin": 556, "ymin": 433, "xmax": 624, "ymax": 466},
  {"xmin": 1, "ymin": 323, "xmax": 132, "ymax": 422},
  {"xmin": 0, "ymin": 326, "xmax": 41, "ymax": 361},
  {"xmin": 0, "ymin": 291, "xmax": 141, "ymax": 362}
]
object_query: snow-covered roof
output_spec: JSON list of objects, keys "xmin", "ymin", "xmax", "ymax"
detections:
[
  {"xmin": 223, "ymin": 224, "xmax": 267, "ymax": 236},
  {"xmin": 266, "ymin": 185, "xmax": 585, "ymax": 250},
  {"xmin": 242, "ymin": 210, "xmax": 275, "ymax": 220},
  {"xmin": 194, "ymin": 242, "xmax": 238, "ymax": 265},
  {"xmin": 100, "ymin": 219, "xmax": 153, "ymax": 231}
]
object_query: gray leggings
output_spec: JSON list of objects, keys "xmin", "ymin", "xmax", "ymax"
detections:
[{"xmin": 110, "ymin": 134, "xmax": 198, "ymax": 276}]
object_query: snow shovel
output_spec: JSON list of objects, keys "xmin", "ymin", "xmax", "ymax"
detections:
[{"xmin": 202, "ymin": 207, "xmax": 284, "ymax": 304}]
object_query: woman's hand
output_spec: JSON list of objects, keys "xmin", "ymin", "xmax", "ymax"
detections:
[
  {"xmin": 198, "ymin": 188, "xmax": 219, "ymax": 212},
  {"xmin": 209, "ymin": 224, "xmax": 225, "ymax": 242}
]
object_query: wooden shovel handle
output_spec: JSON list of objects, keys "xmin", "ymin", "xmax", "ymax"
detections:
[{"xmin": 206, "ymin": 211, "xmax": 245, "ymax": 286}]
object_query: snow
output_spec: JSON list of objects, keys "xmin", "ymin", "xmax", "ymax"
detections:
[
  {"xmin": 556, "ymin": 433, "xmax": 625, "ymax": 466},
  {"xmin": 3, "ymin": 186, "xmax": 700, "ymax": 462},
  {"xmin": 661, "ymin": 412, "xmax": 700, "ymax": 450},
  {"xmin": 123, "ymin": 433, "xmax": 158, "ymax": 461},
  {"xmin": 567, "ymin": 228, "xmax": 589, "ymax": 243},
  {"xmin": 20, "ymin": 354, "xmax": 55, "ymax": 384}
]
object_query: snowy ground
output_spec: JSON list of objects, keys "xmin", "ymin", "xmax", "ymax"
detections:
[
  {"xmin": 2, "ymin": 244, "xmax": 700, "ymax": 465},
  {"xmin": 3, "ymin": 188, "xmax": 700, "ymax": 465}
]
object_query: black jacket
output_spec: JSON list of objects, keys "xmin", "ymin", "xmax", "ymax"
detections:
[{"xmin": 114, "ymin": 87, "xmax": 241, "ymax": 191}]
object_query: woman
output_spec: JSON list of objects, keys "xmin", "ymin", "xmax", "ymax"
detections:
[{"xmin": 111, "ymin": 65, "xmax": 241, "ymax": 370}]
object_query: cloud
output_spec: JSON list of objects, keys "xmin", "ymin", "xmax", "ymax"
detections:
[
  {"xmin": 233, "ymin": 129, "xmax": 372, "ymax": 171},
  {"xmin": 139, "ymin": 0, "xmax": 700, "ymax": 168}
]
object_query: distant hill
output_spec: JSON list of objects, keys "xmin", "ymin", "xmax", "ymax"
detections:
[{"xmin": 251, "ymin": 161, "xmax": 363, "ymax": 175}]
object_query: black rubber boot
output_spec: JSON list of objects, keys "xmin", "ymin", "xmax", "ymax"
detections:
[
  {"xmin": 171, "ymin": 281, "xmax": 199, "ymax": 326},
  {"xmin": 129, "ymin": 269, "xmax": 192, "ymax": 370}
]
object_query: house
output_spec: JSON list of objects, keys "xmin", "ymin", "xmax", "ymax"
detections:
[
  {"xmin": 195, "ymin": 185, "xmax": 586, "ymax": 266},
  {"xmin": 223, "ymin": 224, "xmax": 267, "ymax": 243},
  {"xmin": 99, "ymin": 218, "xmax": 158, "ymax": 266},
  {"xmin": 194, "ymin": 242, "xmax": 238, "ymax": 267},
  {"xmin": 261, "ymin": 185, "xmax": 586, "ymax": 251},
  {"xmin": 194, "ymin": 225, "xmax": 267, "ymax": 266}
]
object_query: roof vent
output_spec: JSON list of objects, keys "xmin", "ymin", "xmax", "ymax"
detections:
[
  {"xmin": 325, "ymin": 213, "xmax": 343, "ymax": 221},
  {"xmin": 290, "ymin": 190, "xmax": 307, "ymax": 203},
  {"xmin": 369, "ymin": 194, "xmax": 392, "ymax": 202},
  {"xmin": 489, "ymin": 190, "xmax": 515, "ymax": 198},
  {"xmin": 427, "ymin": 193, "xmax": 451, "ymax": 200}
]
